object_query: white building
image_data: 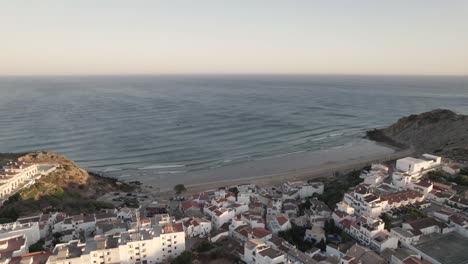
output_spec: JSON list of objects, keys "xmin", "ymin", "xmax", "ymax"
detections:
[
  {"xmin": 0, "ymin": 235, "xmax": 28, "ymax": 263},
  {"xmin": 347, "ymin": 216, "xmax": 386, "ymax": 247},
  {"xmin": 401, "ymin": 217, "xmax": 450, "ymax": 236},
  {"xmin": 442, "ymin": 164, "xmax": 461, "ymax": 175},
  {"xmin": 283, "ymin": 181, "xmax": 324, "ymax": 199},
  {"xmin": 243, "ymin": 239, "xmax": 286, "ymax": 264},
  {"xmin": 0, "ymin": 162, "xmax": 38, "ymax": 201},
  {"xmin": 211, "ymin": 208, "xmax": 235, "ymax": 229},
  {"xmin": 396, "ymin": 155, "xmax": 441, "ymax": 175},
  {"xmin": 267, "ymin": 215, "xmax": 291, "ymax": 234},
  {"xmin": 361, "ymin": 164, "xmax": 389, "ymax": 186},
  {"xmin": 393, "ymin": 155, "xmax": 441, "ymax": 189},
  {"xmin": 266, "ymin": 199, "xmax": 282, "ymax": 217},
  {"xmin": 369, "ymin": 230, "xmax": 398, "ymax": 253},
  {"xmin": 0, "ymin": 222, "xmax": 40, "ymax": 247},
  {"xmin": 47, "ymin": 223, "xmax": 186, "ymax": 264},
  {"xmin": 181, "ymin": 217, "xmax": 212, "ymax": 238},
  {"xmin": 241, "ymin": 212, "xmax": 265, "ymax": 229},
  {"xmin": 304, "ymin": 225, "xmax": 325, "ymax": 242}
]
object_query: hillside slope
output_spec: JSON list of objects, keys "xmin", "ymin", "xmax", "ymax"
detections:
[
  {"xmin": 367, "ymin": 109, "xmax": 468, "ymax": 160},
  {"xmin": 0, "ymin": 151, "xmax": 132, "ymax": 222}
]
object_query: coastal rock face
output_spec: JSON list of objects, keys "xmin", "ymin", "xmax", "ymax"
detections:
[
  {"xmin": 368, "ymin": 109, "xmax": 468, "ymax": 160},
  {"xmin": 0, "ymin": 152, "xmax": 130, "ymax": 220},
  {"xmin": 19, "ymin": 151, "xmax": 90, "ymax": 185}
]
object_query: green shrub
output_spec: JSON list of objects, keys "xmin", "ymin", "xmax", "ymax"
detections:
[
  {"xmin": 172, "ymin": 251, "xmax": 194, "ymax": 264},
  {"xmin": 29, "ymin": 240, "xmax": 45, "ymax": 252}
]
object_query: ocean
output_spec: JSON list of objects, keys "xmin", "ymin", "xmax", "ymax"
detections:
[{"xmin": 1, "ymin": 75, "xmax": 467, "ymax": 178}]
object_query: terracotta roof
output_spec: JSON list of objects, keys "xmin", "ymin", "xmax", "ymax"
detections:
[
  {"xmin": 250, "ymin": 227, "xmax": 272, "ymax": 238},
  {"xmin": 449, "ymin": 195, "xmax": 468, "ymax": 206},
  {"xmin": 333, "ymin": 210, "xmax": 349, "ymax": 218},
  {"xmin": 0, "ymin": 235, "xmax": 26, "ymax": 260},
  {"xmin": 164, "ymin": 223, "xmax": 184, "ymax": 233},
  {"xmin": 414, "ymin": 180, "xmax": 432, "ymax": 188},
  {"xmin": 181, "ymin": 200, "xmax": 200, "ymax": 210},
  {"xmin": 403, "ymin": 256, "xmax": 432, "ymax": 264},
  {"xmin": 449, "ymin": 214, "xmax": 467, "ymax": 226},
  {"xmin": 380, "ymin": 190, "xmax": 422, "ymax": 205},
  {"xmin": 340, "ymin": 219, "xmax": 352, "ymax": 229},
  {"xmin": 407, "ymin": 217, "xmax": 448, "ymax": 231},
  {"xmin": 9, "ymin": 251, "xmax": 52, "ymax": 264},
  {"xmin": 276, "ymin": 215, "xmax": 289, "ymax": 226},
  {"xmin": 72, "ymin": 215, "xmax": 84, "ymax": 222},
  {"xmin": 258, "ymin": 247, "xmax": 283, "ymax": 259}
]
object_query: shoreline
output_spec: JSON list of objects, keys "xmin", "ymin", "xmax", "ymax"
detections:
[{"xmin": 129, "ymin": 140, "xmax": 413, "ymax": 195}]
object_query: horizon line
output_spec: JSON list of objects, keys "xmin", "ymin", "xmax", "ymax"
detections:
[{"xmin": 1, "ymin": 72, "xmax": 467, "ymax": 78}]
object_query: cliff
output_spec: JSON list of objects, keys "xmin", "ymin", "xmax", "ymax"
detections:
[
  {"xmin": 0, "ymin": 151, "xmax": 133, "ymax": 222},
  {"xmin": 367, "ymin": 109, "xmax": 468, "ymax": 160}
]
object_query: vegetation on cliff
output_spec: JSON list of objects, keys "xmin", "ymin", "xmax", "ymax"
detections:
[
  {"xmin": 367, "ymin": 109, "xmax": 468, "ymax": 161},
  {"xmin": 0, "ymin": 151, "xmax": 133, "ymax": 223}
]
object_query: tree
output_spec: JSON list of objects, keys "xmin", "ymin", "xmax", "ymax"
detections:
[
  {"xmin": 174, "ymin": 184, "xmax": 187, "ymax": 195},
  {"xmin": 29, "ymin": 240, "xmax": 45, "ymax": 252},
  {"xmin": 324, "ymin": 219, "xmax": 337, "ymax": 235},
  {"xmin": 316, "ymin": 238, "xmax": 326, "ymax": 251},
  {"xmin": 172, "ymin": 251, "xmax": 194, "ymax": 264},
  {"xmin": 341, "ymin": 230, "xmax": 351, "ymax": 242},
  {"xmin": 228, "ymin": 187, "xmax": 239, "ymax": 201},
  {"xmin": 380, "ymin": 213, "xmax": 392, "ymax": 231},
  {"xmin": 195, "ymin": 240, "xmax": 214, "ymax": 252},
  {"xmin": 299, "ymin": 199, "xmax": 312, "ymax": 216}
]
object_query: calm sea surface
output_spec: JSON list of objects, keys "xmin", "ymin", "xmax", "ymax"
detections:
[{"xmin": 1, "ymin": 75, "xmax": 467, "ymax": 175}]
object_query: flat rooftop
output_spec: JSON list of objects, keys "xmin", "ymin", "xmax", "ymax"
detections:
[{"xmin": 414, "ymin": 232, "xmax": 468, "ymax": 264}]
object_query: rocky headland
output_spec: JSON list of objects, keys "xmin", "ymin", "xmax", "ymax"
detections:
[
  {"xmin": 367, "ymin": 109, "xmax": 468, "ymax": 161},
  {"xmin": 0, "ymin": 151, "xmax": 133, "ymax": 223}
]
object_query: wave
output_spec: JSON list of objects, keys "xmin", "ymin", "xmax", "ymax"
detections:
[
  {"xmin": 101, "ymin": 167, "xmax": 124, "ymax": 172},
  {"xmin": 274, "ymin": 150, "xmax": 307, "ymax": 158},
  {"xmin": 310, "ymin": 136, "xmax": 327, "ymax": 141},
  {"xmin": 329, "ymin": 132, "xmax": 344, "ymax": 137},
  {"xmin": 156, "ymin": 170, "xmax": 187, "ymax": 174},
  {"xmin": 139, "ymin": 164, "xmax": 186, "ymax": 170}
]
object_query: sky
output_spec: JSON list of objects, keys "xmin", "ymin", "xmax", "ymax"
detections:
[{"xmin": 0, "ymin": 1, "xmax": 467, "ymax": 76}]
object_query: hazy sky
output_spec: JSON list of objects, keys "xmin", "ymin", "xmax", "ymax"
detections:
[{"xmin": 1, "ymin": 1, "xmax": 467, "ymax": 76}]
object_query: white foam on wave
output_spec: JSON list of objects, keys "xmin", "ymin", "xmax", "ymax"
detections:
[
  {"xmin": 310, "ymin": 136, "xmax": 327, "ymax": 141},
  {"xmin": 274, "ymin": 150, "xmax": 307, "ymax": 158},
  {"xmin": 139, "ymin": 164, "xmax": 185, "ymax": 170},
  {"xmin": 156, "ymin": 170, "xmax": 187, "ymax": 174},
  {"xmin": 102, "ymin": 167, "xmax": 123, "ymax": 172},
  {"xmin": 329, "ymin": 132, "xmax": 344, "ymax": 137}
]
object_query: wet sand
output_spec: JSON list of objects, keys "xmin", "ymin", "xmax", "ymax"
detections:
[{"xmin": 133, "ymin": 140, "xmax": 413, "ymax": 193}]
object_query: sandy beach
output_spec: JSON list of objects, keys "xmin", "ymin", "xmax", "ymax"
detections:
[{"xmin": 132, "ymin": 140, "xmax": 413, "ymax": 194}]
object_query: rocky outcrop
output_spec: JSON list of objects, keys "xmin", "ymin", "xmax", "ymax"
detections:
[
  {"xmin": 0, "ymin": 152, "xmax": 132, "ymax": 220},
  {"xmin": 367, "ymin": 109, "xmax": 468, "ymax": 160}
]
